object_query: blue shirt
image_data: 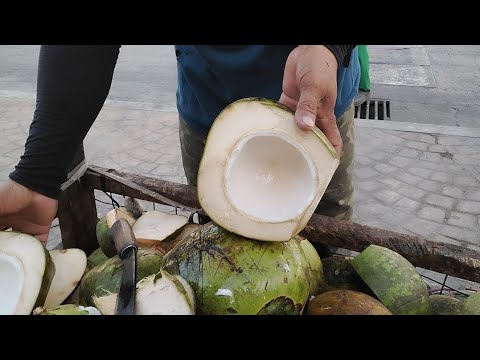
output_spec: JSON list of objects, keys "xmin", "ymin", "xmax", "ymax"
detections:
[{"xmin": 175, "ymin": 45, "xmax": 360, "ymax": 136}]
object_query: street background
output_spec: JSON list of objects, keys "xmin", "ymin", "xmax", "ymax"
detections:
[{"xmin": 1, "ymin": 45, "xmax": 479, "ymax": 292}]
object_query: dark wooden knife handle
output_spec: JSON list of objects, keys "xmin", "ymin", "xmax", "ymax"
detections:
[{"xmin": 108, "ymin": 218, "xmax": 138, "ymax": 259}]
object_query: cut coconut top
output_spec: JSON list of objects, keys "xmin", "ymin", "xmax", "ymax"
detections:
[
  {"xmin": 197, "ymin": 97, "xmax": 340, "ymax": 242},
  {"xmin": 133, "ymin": 211, "xmax": 188, "ymax": 242},
  {"xmin": 44, "ymin": 249, "xmax": 87, "ymax": 308},
  {"xmin": 106, "ymin": 208, "xmax": 136, "ymax": 229},
  {"xmin": 0, "ymin": 252, "xmax": 25, "ymax": 315},
  {"xmin": 0, "ymin": 231, "xmax": 54, "ymax": 315}
]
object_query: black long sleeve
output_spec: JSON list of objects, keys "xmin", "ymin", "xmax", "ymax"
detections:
[
  {"xmin": 323, "ymin": 45, "xmax": 357, "ymax": 67},
  {"xmin": 9, "ymin": 45, "xmax": 121, "ymax": 199}
]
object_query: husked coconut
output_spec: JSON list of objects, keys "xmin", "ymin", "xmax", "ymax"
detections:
[
  {"xmin": 197, "ymin": 98, "xmax": 340, "ymax": 242},
  {"xmin": 0, "ymin": 231, "xmax": 55, "ymax": 315},
  {"xmin": 93, "ymin": 270, "xmax": 195, "ymax": 315}
]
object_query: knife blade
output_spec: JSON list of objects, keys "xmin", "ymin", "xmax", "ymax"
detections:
[{"xmin": 108, "ymin": 218, "xmax": 138, "ymax": 315}]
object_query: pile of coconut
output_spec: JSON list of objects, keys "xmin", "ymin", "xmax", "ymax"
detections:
[{"xmin": 1, "ymin": 98, "xmax": 479, "ymax": 315}]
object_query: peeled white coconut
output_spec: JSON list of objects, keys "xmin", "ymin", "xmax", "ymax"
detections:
[
  {"xmin": 44, "ymin": 249, "xmax": 87, "ymax": 308},
  {"xmin": 132, "ymin": 211, "xmax": 188, "ymax": 247},
  {"xmin": 197, "ymin": 98, "xmax": 340, "ymax": 242},
  {"xmin": 93, "ymin": 270, "xmax": 195, "ymax": 315},
  {"xmin": 0, "ymin": 231, "xmax": 55, "ymax": 315}
]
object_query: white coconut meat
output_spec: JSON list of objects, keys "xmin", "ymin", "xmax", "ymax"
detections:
[
  {"xmin": 197, "ymin": 98, "xmax": 340, "ymax": 241},
  {"xmin": 106, "ymin": 208, "xmax": 137, "ymax": 228},
  {"xmin": 44, "ymin": 249, "xmax": 87, "ymax": 308},
  {"xmin": 93, "ymin": 271, "xmax": 194, "ymax": 315},
  {"xmin": 0, "ymin": 231, "xmax": 55, "ymax": 315},
  {"xmin": 132, "ymin": 211, "xmax": 188, "ymax": 247},
  {"xmin": 0, "ymin": 252, "xmax": 24, "ymax": 315}
]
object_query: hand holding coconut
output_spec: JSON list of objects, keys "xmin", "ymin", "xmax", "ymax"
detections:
[
  {"xmin": 0, "ymin": 180, "xmax": 58, "ymax": 245},
  {"xmin": 279, "ymin": 45, "xmax": 343, "ymax": 156}
]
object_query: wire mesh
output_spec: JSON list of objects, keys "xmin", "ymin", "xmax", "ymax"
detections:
[{"xmin": 47, "ymin": 190, "xmax": 479, "ymax": 299}]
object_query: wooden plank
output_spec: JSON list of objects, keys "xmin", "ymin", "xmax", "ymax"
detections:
[
  {"xmin": 57, "ymin": 145, "xmax": 98, "ymax": 255},
  {"xmin": 84, "ymin": 165, "xmax": 200, "ymax": 209},
  {"xmin": 81, "ymin": 164, "xmax": 480, "ymax": 283},
  {"xmin": 300, "ymin": 214, "xmax": 480, "ymax": 284}
]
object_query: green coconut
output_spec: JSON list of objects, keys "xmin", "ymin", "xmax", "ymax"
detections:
[
  {"xmin": 79, "ymin": 248, "xmax": 163, "ymax": 307},
  {"xmin": 322, "ymin": 256, "xmax": 375, "ymax": 297},
  {"xmin": 429, "ymin": 295, "xmax": 464, "ymax": 315},
  {"xmin": 86, "ymin": 247, "xmax": 109, "ymax": 271},
  {"xmin": 161, "ymin": 222, "xmax": 312, "ymax": 315},
  {"xmin": 33, "ymin": 304, "xmax": 101, "ymax": 315},
  {"xmin": 351, "ymin": 245, "xmax": 431, "ymax": 315},
  {"xmin": 0, "ymin": 231, "xmax": 56, "ymax": 315},
  {"xmin": 298, "ymin": 237, "xmax": 326, "ymax": 296},
  {"xmin": 92, "ymin": 270, "xmax": 195, "ymax": 315},
  {"xmin": 96, "ymin": 208, "xmax": 137, "ymax": 258},
  {"xmin": 307, "ymin": 289, "xmax": 392, "ymax": 315},
  {"xmin": 463, "ymin": 291, "xmax": 480, "ymax": 315}
]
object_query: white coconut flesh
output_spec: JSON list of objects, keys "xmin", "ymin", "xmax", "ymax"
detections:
[
  {"xmin": 106, "ymin": 208, "xmax": 136, "ymax": 228},
  {"xmin": 132, "ymin": 211, "xmax": 188, "ymax": 246},
  {"xmin": 0, "ymin": 231, "xmax": 54, "ymax": 315},
  {"xmin": 93, "ymin": 271, "xmax": 194, "ymax": 315},
  {"xmin": 44, "ymin": 249, "xmax": 87, "ymax": 308},
  {"xmin": 0, "ymin": 252, "xmax": 24, "ymax": 315},
  {"xmin": 225, "ymin": 131, "xmax": 317, "ymax": 223},
  {"xmin": 197, "ymin": 98, "xmax": 340, "ymax": 242}
]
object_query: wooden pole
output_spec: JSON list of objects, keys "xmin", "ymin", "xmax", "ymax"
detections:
[
  {"xmin": 57, "ymin": 144, "xmax": 98, "ymax": 255},
  {"xmin": 81, "ymin": 165, "xmax": 480, "ymax": 283}
]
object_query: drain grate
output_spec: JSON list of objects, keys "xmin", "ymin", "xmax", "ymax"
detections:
[{"xmin": 354, "ymin": 98, "xmax": 391, "ymax": 120}]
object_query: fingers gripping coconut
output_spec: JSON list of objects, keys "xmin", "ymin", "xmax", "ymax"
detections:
[{"xmin": 279, "ymin": 45, "xmax": 343, "ymax": 156}]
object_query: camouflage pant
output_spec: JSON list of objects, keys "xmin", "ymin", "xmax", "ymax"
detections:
[{"xmin": 179, "ymin": 103, "xmax": 355, "ymax": 221}]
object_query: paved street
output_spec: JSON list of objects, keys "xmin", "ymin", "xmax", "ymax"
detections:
[{"xmin": 1, "ymin": 45, "xmax": 479, "ymax": 292}]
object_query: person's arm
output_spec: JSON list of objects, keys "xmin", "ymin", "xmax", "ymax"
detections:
[{"xmin": 9, "ymin": 45, "xmax": 121, "ymax": 199}]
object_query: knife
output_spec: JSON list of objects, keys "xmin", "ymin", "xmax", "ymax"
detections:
[{"xmin": 108, "ymin": 218, "xmax": 138, "ymax": 315}]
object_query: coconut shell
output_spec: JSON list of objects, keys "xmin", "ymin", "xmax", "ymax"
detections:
[
  {"xmin": 351, "ymin": 245, "xmax": 431, "ymax": 315},
  {"xmin": 79, "ymin": 248, "xmax": 163, "ymax": 306},
  {"xmin": 463, "ymin": 291, "xmax": 480, "ymax": 315},
  {"xmin": 307, "ymin": 289, "xmax": 392, "ymax": 315},
  {"xmin": 430, "ymin": 295, "xmax": 464, "ymax": 315},
  {"xmin": 86, "ymin": 247, "xmax": 109, "ymax": 272},
  {"xmin": 161, "ymin": 222, "xmax": 311, "ymax": 315},
  {"xmin": 298, "ymin": 237, "xmax": 326, "ymax": 296}
]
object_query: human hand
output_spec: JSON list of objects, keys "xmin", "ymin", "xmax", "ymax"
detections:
[
  {"xmin": 279, "ymin": 45, "xmax": 343, "ymax": 156},
  {"xmin": 0, "ymin": 179, "xmax": 58, "ymax": 245}
]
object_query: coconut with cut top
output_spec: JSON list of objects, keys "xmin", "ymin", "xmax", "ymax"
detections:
[
  {"xmin": 0, "ymin": 231, "xmax": 55, "ymax": 315},
  {"xmin": 96, "ymin": 207, "xmax": 137, "ymax": 257},
  {"xmin": 197, "ymin": 97, "xmax": 340, "ymax": 242}
]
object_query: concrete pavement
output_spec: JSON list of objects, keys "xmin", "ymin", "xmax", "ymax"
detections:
[{"xmin": 1, "ymin": 45, "xmax": 479, "ymax": 293}]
